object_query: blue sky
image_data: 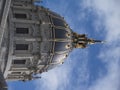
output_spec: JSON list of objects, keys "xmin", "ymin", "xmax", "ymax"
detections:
[{"xmin": 8, "ymin": 0, "xmax": 120, "ymax": 90}]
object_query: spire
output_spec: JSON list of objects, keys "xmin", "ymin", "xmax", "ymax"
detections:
[
  {"xmin": 72, "ymin": 32, "xmax": 103, "ymax": 48},
  {"xmin": 87, "ymin": 39, "xmax": 104, "ymax": 45}
]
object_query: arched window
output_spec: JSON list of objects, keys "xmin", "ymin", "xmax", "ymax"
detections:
[
  {"xmin": 54, "ymin": 42, "xmax": 69, "ymax": 51},
  {"xmin": 52, "ymin": 54, "xmax": 64, "ymax": 63},
  {"xmin": 49, "ymin": 11, "xmax": 61, "ymax": 18},
  {"xmin": 52, "ymin": 17, "xmax": 66, "ymax": 27},
  {"xmin": 54, "ymin": 29, "xmax": 68, "ymax": 39}
]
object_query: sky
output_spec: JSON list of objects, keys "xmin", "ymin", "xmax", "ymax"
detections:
[{"xmin": 8, "ymin": 0, "xmax": 120, "ymax": 90}]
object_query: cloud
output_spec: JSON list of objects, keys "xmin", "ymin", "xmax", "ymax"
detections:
[
  {"xmin": 34, "ymin": 63, "xmax": 71, "ymax": 90},
  {"xmin": 83, "ymin": 0, "xmax": 120, "ymax": 42},
  {"xmin": 34, "ymin": 0, "xmax": 120, "ymax": 90},
  {"xmin": 89, "ymin": 47, "xmax": 120, "ymax": 90},
  {"xmin": 81, "ymin": 0, "xmax": 120, "ymax": 90},
  {"xmin": 34, "ymin": 50, "xmax": 89, "ymax": 90},
  {"xmin": 94, "ymin": 0, "xmax": 120, "ymax": 42}
]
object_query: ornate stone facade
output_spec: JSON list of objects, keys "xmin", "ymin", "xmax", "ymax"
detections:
[{"xmin": 1, "ymin": 0, "xmax": 73, "ymax": 81}]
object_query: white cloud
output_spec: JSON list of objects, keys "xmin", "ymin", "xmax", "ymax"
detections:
[
  {"xmin": 34, "ymin": 63, "xmax": 71, "ymax": 90},
  {"xmin": 34, "ymin": 0, "xmax": 120, "ymax": 90},
  {"xmin": 97, "ymin": 0, "xmax": 120, "ymax": 42},
  {"xmin": 34, "ymin": 50, "xmax": 89, "ymax": 90},
  {"xmin": 82, "ymin": 0, "xmax": 120, "ymax": 90},
  {"xmin": 89, "ymin": 47, "xmax": 120, "ymax": 90},
  {"xmin": 83, "ymin": 0, "xmax": 120, "ymax": 42}
]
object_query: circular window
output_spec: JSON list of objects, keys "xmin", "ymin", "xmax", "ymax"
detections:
[{"xmin": 66, "ymin": 44, "xmax": 71, "ymax": 49}]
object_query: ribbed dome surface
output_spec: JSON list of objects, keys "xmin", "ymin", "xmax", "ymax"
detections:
[{"xmin": 39, "ymin": 7, "xmax": 73, "ymax": 71}]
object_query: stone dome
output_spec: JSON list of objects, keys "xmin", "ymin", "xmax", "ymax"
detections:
[
  {"xmin": 39, "ymin": 7, "xmax": 73, "ymax": 71},
  {"xmin": 2, "ymin": 3, "xmax": 74, "ymax": 81}
]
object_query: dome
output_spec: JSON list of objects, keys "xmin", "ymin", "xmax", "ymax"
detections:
[
  {"xmin": 2, "ymin": 3, "xmax": 74, "ymax": 81},
  {"xmin": 39, "ymin": 7, "xmax": 73, "ymax": 71}
]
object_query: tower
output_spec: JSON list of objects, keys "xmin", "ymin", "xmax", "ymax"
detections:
[{"xmin": 0, "ymin": 0, "xmax": 103, "ymax": 89}]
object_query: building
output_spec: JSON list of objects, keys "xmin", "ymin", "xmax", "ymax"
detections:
[{"xmin": 0, "ymin": 0, "xmax": 103, "ymax": 89}]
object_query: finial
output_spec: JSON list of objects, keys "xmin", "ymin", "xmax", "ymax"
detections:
[
  {"xmin": 72, "ymin": 32, "xmax": 104, "ymax": 48},
  {"xmin": 101, "ymin": 41, "xmax": 106, "ymax": 43},
  {"xmin": 87, "ymin": 39, "xmax": 104, "ymax": 45},
  {"xmin": 33, "ymin": 76, "xmax": 41, "ymax": 79}
]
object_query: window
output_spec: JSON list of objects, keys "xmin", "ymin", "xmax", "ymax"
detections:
[
  {"xmin": 14, "ymin": 13, "xmax": 27, "ymax": 19},
  {"xmin": 55, "ymin": 29, "xmax": 68, "ymax": 38},
  {"xmin": 49, "ymin": 11, "xmax": 61, "ymax": 18},
  {"xmin": 52, "ymin": 17, "xmax": 66, "ymax": 27},
  {"xmin": 47, "ymin": 65, "xmax": 58, "ymax": 70},
  {"xmin": 52, "ymin": 54, "xmax": 64, "ymax": 63},
  {"xmin": 15, "ymin": 44, "xmax": 29, "ymax": 50},
  {"xmin": 13, "ymin": 59, "xmax": 26, "ymax": 64},
  {"xmin": 11, "ymin": 72, "xmax": 21, "ymax": 74},
  {"xmin": 13, "ymin": 3, "xmax": 23, "ymax": 6},
  {"xmin": 55, "ymin": 42, "xmax": 69, "ymax": 51},
  {"xmin": 16, "ymin": 28, "xmax": 29, "ymax": 34}
]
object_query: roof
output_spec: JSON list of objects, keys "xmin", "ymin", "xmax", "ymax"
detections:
[{"xmin": 39, "ymin": 7, "xmax": 73, "ymax": 71}]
